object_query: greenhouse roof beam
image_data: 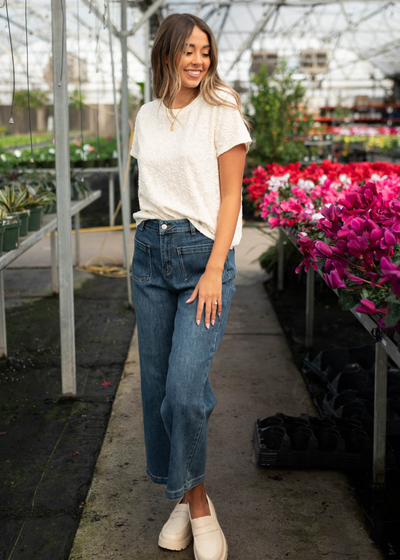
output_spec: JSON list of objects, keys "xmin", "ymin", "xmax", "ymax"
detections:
[
  {"xmin": 126, "ymin": 0, "xmax": 165, "ymax": 36},
  {"xmin": 81, "ymin": 0, "xmax": 145, "ymax": 65},
  {"xmin": 0, "ymin": 13, "xmax": 49, "ymax": 43},
  {"xmin": 228, "ymin": 1, "xmax": 285, "ymax": 73}
]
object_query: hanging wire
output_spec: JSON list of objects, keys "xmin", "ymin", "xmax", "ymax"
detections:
[
  {"xmin": 76, "ymin": 0, "xmax": 85, "ymax": 175},
  {"xmin": 4, "ymin": 0, "xmax": 15, "ymax": 124},
  {"xmin": 24, "ymin": 0, "xmax": 34, "ymax": 162},
  {"xmin": 58, "ymin": 0, "xmax": 65, "ymax": 86}
]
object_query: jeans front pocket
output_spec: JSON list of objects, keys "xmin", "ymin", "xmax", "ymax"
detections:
[
  {"xmin": 132, "ymin": 237, "xmax": 152, "ymax": 282},
  {"xmin": 177, "ymin": 242, "xmax": 231, "ymax": 285}
]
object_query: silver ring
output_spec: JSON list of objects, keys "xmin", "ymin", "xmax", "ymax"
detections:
[{"xmin": 214, "ymin": 301, "xmax": 218, "ymax": 305}]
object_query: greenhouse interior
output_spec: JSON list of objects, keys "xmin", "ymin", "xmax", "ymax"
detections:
[{"xmin": 1, "ymin": 0, "xmax": 400, "ymax": 559}]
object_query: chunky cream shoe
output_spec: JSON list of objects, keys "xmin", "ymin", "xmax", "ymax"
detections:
[
  {"xmin": 158, "ymin": 498, "xmax": 192, "ymax": 551},
  {"xmin": 189, "ymin": 494, "xmax": 228, "ymax": 560}
]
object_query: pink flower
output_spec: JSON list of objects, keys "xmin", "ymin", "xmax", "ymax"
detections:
[
  {"xmin": 324, "ymin": 270, "xmax": 345, "ymax": 289},
  {"xmin": 315, "ymin": 241, "xmax": 332, "ymax": 258},
  {"xmin": 356, "ymin": 299, "xmax": 386, "ymax": 315}
]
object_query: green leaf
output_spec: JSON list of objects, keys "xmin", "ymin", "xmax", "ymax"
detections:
[
  {"xmin": 385, "ymin": 302, "xmax": 400, "ymax": 328},
  {"xmin": 338, "ymin": 288, "xmax": 357, "ymax": 311}
]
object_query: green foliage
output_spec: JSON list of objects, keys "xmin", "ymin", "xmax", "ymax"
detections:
[
  {"xmin": 0, "ymin": 133, "xmax": 53, "ymax": 150},
  {"xmin": 69, "ymin": 86, "xmax": 86, "ymax": 110},
  {"xmin": 0, "ymin": 185, "xmax": 28, "ymax": 213},
  {"xmin": 257, "ymin": 231, "xmax": 302, "ymax": 280},
  {"xmin": 14, "ymin": 89, "xmax": 48, "ymax": 110},
  {"xmin": 246, "ymin": 59, "xmax": 313, "ymax": 166}
]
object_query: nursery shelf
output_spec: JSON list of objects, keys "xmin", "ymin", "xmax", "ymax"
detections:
[
  {"xmin": 21, "ymin": 167, "xmax": 119, "ymax": 227},
  {"xmin": 0, "ymin": 190, "xmax": 102, "ymax": 358},
  {"xmin": 279, "ymin": 226, "xmax": 398, "ymax": 487}
]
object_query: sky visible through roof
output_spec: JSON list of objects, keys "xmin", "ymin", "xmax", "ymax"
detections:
[{"xmin": 0, "ymin": 0, "xmax": 399, "ymax": 108}]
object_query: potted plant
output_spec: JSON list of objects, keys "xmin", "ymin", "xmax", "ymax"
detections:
[
  {"xmin": 0, "ymin": 208, "xmax": 6, "ymax": 256},
  {"xmin": 0, "ymin": 184, "xmax": 30, "ymax": 237},
  {"xmin": 23, "ymin": 185, "xmax": 56, "ymax": 231}
]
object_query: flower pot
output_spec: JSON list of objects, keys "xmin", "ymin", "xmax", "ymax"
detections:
[
  {"xmin": 2, "ymin": 217, "xmax": 20, "ymax": 251},
  {"xmin": 9, "ymin": 210, "xmax": 30, "ymax": 237},
  {"xmin": 45, "ymin": 201, "xmax": 57, "ymax": 214},
  {"xmin": 0, "ymin": 224, "xmax": 4, "ymax": 256},
  {"xmin": 28, "ymin": 206, "xmax": 43, "ymax": 231}
]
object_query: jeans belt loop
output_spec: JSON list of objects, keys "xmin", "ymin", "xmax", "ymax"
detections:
[
  {"xmin": 138, "ymin": 220, "xmax": 146, "ymax": 231},
  {"xmin": 189, "ymin": 221, "xmax": 196, "ymax": 235}
]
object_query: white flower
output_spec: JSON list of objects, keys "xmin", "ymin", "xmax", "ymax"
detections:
[
  {"xmin": 318, "ymin": 174, "xmax": 328, "ymax": 185},
  {"xmin": 267, "ymin": 173, "xmax": 290, "ymax": 192},
  {"xmin": 0, "ymin": 154, "xmax": 6, "ymax": 161},
  {"xmin": 13, "ymin": 150, "xmax": 21, "ymax": 157},
  {"xmin": 311, "ymin": 212, "xmax": 324, "ymax": 221},
  {"xmin": 298, "ymin": 178, "xmax": 315, "ymax": 193},
  {"xmin": 83, "ymin": 144, "xmax": 91, "ymax": 152},
  {"xmin": 339, "ymin": 174, "xmax": 351, "ymax": 186},
  {"xmin": 112, "ymin": 150, "xmax": 118, "ymax": 159},
  {"xmin": 48, "ymin": 148, "xmax": 55, "ymax": 154}
]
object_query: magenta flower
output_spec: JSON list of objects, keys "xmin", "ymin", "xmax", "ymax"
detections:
[
  {"xmin": 346, "ymin": 272, "xmax": 364, "ymax": 284},
  {"xmin": 324, "ymin": 270, "xmax": 346, "ymax": 289},
  {"xmin": 315, "ymin": 241, "xmax": 332, "ymax": 258},
  {"xmin": 356, "ymin": 299, "xmax": 386, "ymax": 315}
]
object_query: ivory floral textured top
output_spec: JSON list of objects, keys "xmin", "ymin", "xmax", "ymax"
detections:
[{"xmin": 130, "ymin": 88, "xmax": 253, "ymax": 248}]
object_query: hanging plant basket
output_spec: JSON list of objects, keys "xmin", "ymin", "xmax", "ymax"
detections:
[
  {"xmin": 2, "ymin": 217, "xmax": 20, "ymax": 252},
  {"xmin": 28, "ymin": 206, "xmax": 43, "ymax": 231},
  {"xmin": 9, "ymin": 210, "xmax": 30, "ymax": 237}
]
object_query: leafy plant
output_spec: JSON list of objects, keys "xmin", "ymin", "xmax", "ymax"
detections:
[
  {"xmin": 0, "ymin": 185, "xmax": 29, "ymax": 213},
  {"xmin": 246, "ymin": 59, "xmax": 313, "ymax": 166},
  {"xmin": 23, "ymin": 185, "xmax": 56, "ymax": 208},
  {"xmin": 69, "ymin": 87, "xmax": 86, "ymax": 110},
  {"xmin": 14, "ymin": 89, "xmax": 48, "ymax": 110}
]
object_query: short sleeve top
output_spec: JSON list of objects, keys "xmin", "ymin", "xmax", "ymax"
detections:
[{"xmin": 130, "ymin": 87, "xmax": 253, "ymax": 248}]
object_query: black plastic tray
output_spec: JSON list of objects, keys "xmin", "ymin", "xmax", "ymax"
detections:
[{"xmin": 253, "ymin": 413, "xmax": 397, "ymax": 470}]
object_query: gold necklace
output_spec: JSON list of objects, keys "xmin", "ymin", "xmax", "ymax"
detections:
[{"xmin": 165, "ymin": 92, "xmax": 196, "ymax": 131}]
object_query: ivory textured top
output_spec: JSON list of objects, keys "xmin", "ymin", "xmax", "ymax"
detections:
[{"xmin": 130, "ymin": 88, "xmax": 253, "ymax": 248}]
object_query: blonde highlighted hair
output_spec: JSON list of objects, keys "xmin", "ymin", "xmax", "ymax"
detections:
[{"xmin": 151, "ymin": 13, "xmax": 253, "ymax": 132}]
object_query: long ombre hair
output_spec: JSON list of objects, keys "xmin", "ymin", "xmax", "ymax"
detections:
[{"xmin": 151, "ymin": 13, "xmax": 252, "ymax": 131}]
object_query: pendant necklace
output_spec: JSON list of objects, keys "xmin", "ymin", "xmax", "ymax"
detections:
[{"xmin": 165, "ymin": 91, "xmax": 196, "ymax": 131}]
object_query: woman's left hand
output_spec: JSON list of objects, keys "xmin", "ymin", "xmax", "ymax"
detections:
[{"xmin": 186, "ymin": 269, "xmax": 223, "ymax": 328}]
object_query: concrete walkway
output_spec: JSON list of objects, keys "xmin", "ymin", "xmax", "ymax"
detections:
[{"xmin": 68, "ymin": 226, "xmax": 383, "ymax": 560}]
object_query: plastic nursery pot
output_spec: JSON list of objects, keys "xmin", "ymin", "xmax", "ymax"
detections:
[
  {"xmin": 28, "ymin": 206, "xmax": 43, "ymax": 232},
  {"xmin": 2, "ymin": 216, "xmax": 20, "ymax": 251},
  {"xmin": 344, "ymin": 428, "xmax": 367, "ymax": 454},
  {"xmin": 0, "ymin": 224, "xmax": 4, "ymax": 256},
  {"xmin": 45, "ymin": 201, "xmax": 57, "ymax": 215},
  {"xmin": 318, "ymin": 427, "xmax": 340, "ymax": 452},
  {"xmin": 9, "ymin": 210, "xmax": 29, "ymax": 237},
  {"xmin": 258, "ymin": 416, "xmax": 284, "ymax": 430},
  {"xmin": 261, "ymin": 425, "xmax": 286, "ymax": 450},
  {"xmin": 290, "ymin": 426, "xmax": 313, "ymax": 451}
]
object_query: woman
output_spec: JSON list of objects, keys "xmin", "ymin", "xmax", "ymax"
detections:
[{"xmin": 130, "ymin": 12, "xmax": 252, "ymax": 560}]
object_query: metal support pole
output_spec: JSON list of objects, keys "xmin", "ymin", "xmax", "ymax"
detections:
[
  {"xmin": 107, "ymin": 0, "xmax": 132, "ymax": 307},
  {"xmin": 50, "ymin": 230, "xmax": 58, "ymax": 294},
  {"xmin": 278, "ymin": 228, "xmax": 284, "ymax": 291},
  {"xmin": 109, "ymin": 172, "xmax": 115, "ymax": 226},
  {"xmin": 305, "ymin": 267, "xmax": 315, "ymax": 348},
  {"xmin": 75, "ymin": 212, "xmax": 80, "ymax": 266},
  {"xmin": 120, "ymin": 0, "xmax": 132, "ymax": 304},
  {"xmin": 373, "ymin": 341, "xmax": 388, "ymax": 486},
  {"xmin": 0, "ymin": 270, "xmax": 7, "ymax": 357},
  {"xmin": 51, "ymin": 0, "xmax": 76, "ymax": 397}
]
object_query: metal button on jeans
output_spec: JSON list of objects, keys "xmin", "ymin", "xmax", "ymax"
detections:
[{"xmin": 161, "ymin": 224, "xmax": 168, "ymax": 230}]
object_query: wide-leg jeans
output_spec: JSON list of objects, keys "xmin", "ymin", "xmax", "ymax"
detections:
[{"xmin": 131, "ymin": 218, "xmax": 237, "ymax": 500}]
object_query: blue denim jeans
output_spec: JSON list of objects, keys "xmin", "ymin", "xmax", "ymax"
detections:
[{"xmin": 131, "ymin": 218, "xmax": 236, "ymax": 500}]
